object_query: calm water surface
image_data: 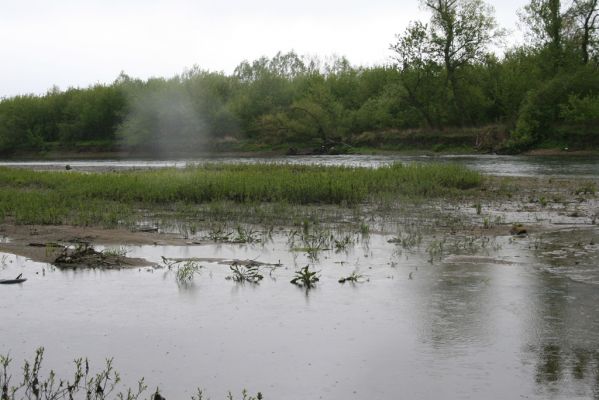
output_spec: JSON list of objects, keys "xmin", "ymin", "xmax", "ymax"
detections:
[
  {"xmin": 1, "ymin": 229, "xmax": 599, "ymax": 399},
  {"xmin": 1, "ymin": 154, "xmax": 599, "ymax": 178}
]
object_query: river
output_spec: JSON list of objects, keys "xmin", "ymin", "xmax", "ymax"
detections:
[
  {"xmin": 1, "ymin": 154, "xmax": 599, "ymax": 178},
  {"xmin": 1, "ymin": 155, "xmax": 598, "ymax": 399}
]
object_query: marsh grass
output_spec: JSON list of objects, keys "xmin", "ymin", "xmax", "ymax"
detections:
[
  {"xmin": 0, "ymin": 163, "xmax": 481, "ymax": 227},
  {"xmin": 0, "ymin": 347, "xmax": 146, "ymax": 400},
  {"xmin": 175, "ymin": 262, "xmax": 202, "ymax": 284},
  {"xmin": 427, "ymin": 239, "xmax": 446, "ymax": 264},
  {"xmin": 0, "ymin": 348, "xmax": 262, "ymax": 400},
  {"xmin": 388, "ymin": 229, "xmax": 423, "ymax": 250},
  {"xmin": 102, "ymin": 246, "xmax": 128, "ymax": 257},
  {"xmin": 575, "ymin": 182, "xmax": 596, "ymax": 195},
  {"xmin": 161, "ymin": 257, "xmax": 203, "ymax": 284},
  {"xmin": 226, "ymin": 263, "xmax": 264, "ymax": 284}
]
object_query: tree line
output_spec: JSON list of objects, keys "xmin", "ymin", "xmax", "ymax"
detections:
[{"xmin": 1, "ymin": 0, "xmax": 598, "ymax": 155}]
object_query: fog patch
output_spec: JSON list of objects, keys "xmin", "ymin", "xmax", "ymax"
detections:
[{"xmin": 116, "ymin": 80, "xmax": 210, "ymax": 157}]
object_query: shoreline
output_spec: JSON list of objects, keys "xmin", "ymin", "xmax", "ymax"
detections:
[
  {"xmin": 0, "ymin": 173, "xmax": 596, "ymax": 267},
  {"xmin": 1, "ymin": 147, "xmax": 599, "ymax": 162}
]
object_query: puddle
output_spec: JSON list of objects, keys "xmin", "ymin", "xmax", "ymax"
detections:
[{"xmin": 2, "ymin": 230, "xmax": 599, "ymax": 399}]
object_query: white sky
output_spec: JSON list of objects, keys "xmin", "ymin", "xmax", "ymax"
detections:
[{"xmin": 1, "ymin": 0, "xmax": 529, "ymax": 98}]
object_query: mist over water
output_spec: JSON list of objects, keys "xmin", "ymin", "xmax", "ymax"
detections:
[
  {"xmin": 115, "ymin": 72, "xmax": 240, "ymax": 158},
  {"xmin": 117, "ymin": 84, "xmax": 206, "ymax": 156}
]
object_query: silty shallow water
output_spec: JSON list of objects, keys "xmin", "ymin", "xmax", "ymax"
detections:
[{"xmin": 1, "ymin": 228, "xmax": 599, "ymax": 400}]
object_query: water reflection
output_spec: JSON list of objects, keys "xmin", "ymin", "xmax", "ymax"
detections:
[
  {"xmin": 533, "ymin": 344, "xmax": 599, "ymax": 398},
  {"xmin": 527, "ymin": 229, "xmax": 599, "ymax": 398},
  {"xmin": 2, "ymin": 227, "xmax": 599, "ymax": 399}
]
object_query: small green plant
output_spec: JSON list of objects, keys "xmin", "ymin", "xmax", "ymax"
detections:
[
  {"xmin": 226, "ymin": 390, "xmax": 264, "ymax": 400},
  {"xmin": 334, "ymin": 235, "xmax": 354, "ymax": 252},
  {"xmin": 226, "ymin": 263, "xmax": 264, "ymax": 283},
  {"xmin": 427, "ymin": 238, "xmax": 446, "ymax": 264},
  {"xmin": 207, "ymin": 225, "xmax": 232, "ymax": 242},
  {"xmin": 338, "ymin": 271, "xmax": 367, "ymax": 284},
  {"xmin": 287, "ymin": 228, "xmax": 333, "ymax": 259},
  {"xmin": 232, "ymin": 225, "xmax": 261, "ymax": 244},
  {"xmin": 290, "ymin": 266, "xmax": 320, "ymax": 287},
  {"xmin": 575, "ymin": 182, "xmax": 596, "ymax": 195},
  {"xmin": 177, "ymin": 222, "xmax": 199, "ymax": 240},
  {"xmin": 388, "ymin": 230, "xmax": 422, "ymax": 250},
  {"xmin": 475, "ymin": 202, "xmax": 482, "ymax": 215},
  {"xmin": 359, "ymin": 223, "xmax": 370, "ymax": 236},
  {"xmin": 102, "ymin": 246, "xmax": 128, "ymax": 257},
  {"xmin": 175, "ymin": 261, "xmax": 202, "ymax": 284},
  {"xmin": 162, "ymin": 257, "xmax": 203, "ymax": 284}
]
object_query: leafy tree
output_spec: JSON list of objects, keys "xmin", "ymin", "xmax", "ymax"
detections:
[
  {"xmin": 566, "ymin": 0, "xmax": 599, "ymax": 64},
  {"xmin": 521, "ymin": 0, "xmax": 565, "ymax": 73},
  {"xmin": 391, "ymin": 21, "xmax": 447, "ymax": 127},
  {"xmin": 392, "ymin": 0, "xmax": 503, "ymax": 125}
]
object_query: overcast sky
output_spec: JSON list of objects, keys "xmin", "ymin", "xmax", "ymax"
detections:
[{"xmin": 1, "ymin": 0, "xmax": 529, "ymax": 98}]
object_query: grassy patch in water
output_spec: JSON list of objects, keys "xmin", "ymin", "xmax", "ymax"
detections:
[{"xmin": 0, "ymin": 163, "xmax": 481, "ymax": 226}]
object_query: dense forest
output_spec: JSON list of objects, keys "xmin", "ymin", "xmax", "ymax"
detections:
[{"xmin": 1, "ymin": 0, "xmax": 599, "ymax": 156}]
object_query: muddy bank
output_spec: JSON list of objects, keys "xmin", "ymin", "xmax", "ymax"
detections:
[
  {"xmin": 0, "ymin": 224, "xmax": 196, "ymax": 266},
  {"xmin": 0, "ymin": 169, "xmax": 595, "ymax": 269}
]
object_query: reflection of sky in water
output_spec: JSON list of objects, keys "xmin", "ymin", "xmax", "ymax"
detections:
[
  {"xmin": 1, "ymin": 154, "xmax": 599, "ymax": 178},
  {"xmin": 1, "ymin": 231, "xmax": 599, "ymax": 399}
]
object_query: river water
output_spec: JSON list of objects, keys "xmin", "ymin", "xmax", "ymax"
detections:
[
  {"xmin": 1, "ymin": 154, "xmax": 599, "ymax": 177},
  {"xmin": 2, "ymin": 231, "xmax": 598, "ymax": 399},
  {"xmin": 1, "ymin": 155, "xmax": 598, "ymax": 399}
]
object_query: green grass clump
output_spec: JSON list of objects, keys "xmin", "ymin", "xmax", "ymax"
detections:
[{"xmin": 0, "ymin": 163, "xmax": 481, "ymax": 226}]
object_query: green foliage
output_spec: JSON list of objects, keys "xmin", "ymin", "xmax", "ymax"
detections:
[
  {"xmin": 175, "ymin": 261, "xmax": 202, "ymax": 284},
  {"xmin": 338, "ymin": 271, "xmax": 367, "ymax": 284},
  {"xmin": 511, "ymin": 67, "xmax": 599, "ymax": 148},
  {"xmin": 226, "ymin": 263, "xmax": 264, "ymax": 284},
  {"xmin": 1, "ymin": 1, "xmax": 599, "ymax": 153},
  {"xmin": 290, "ymin": 265, "xmax": 320, "ymax": 287},
  {"xmin": 0, "ymin": 85, "xmax": 125, "ymax": 154},
  {"xmin": 0, "ymin": 348, "xmax": 262, "ymax": 400},
  {"xmin": 560, "ymin": 94, "xmax": 599, "ymax": 124},
  {"xmin": 0, "ymin": 163, "xmax": 481, "ymax": 226},
  {"xmin": 574, "ymin": 181, "xmax": 597, "ymax": 194},
  {"xmin": 0, "ymin": 347, "xmax": 147, "ymax": 400}
]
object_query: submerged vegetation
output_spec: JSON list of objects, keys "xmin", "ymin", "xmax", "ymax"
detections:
[
  {"xmin": 161, "ymin": 257, "xmax": 203, "ymax": 284},
  {"xmin": 290, "ymin": 266, "xmax": 320, "ymax": 288},
  {"xmin": 0, "ymin": 163, "xmax": 481, "ymax": 226},
  {"xmin": 226, "ymin": 264, "xmax": 264, "ymax": 284}
]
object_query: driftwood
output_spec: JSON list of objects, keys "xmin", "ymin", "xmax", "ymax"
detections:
[
  {"xmin": 54, "ymin": 243, "xmax": 127, "ymax": 269},
  {"xmin": 161, "ymin": 256, "xmax": 281, "ymax": 268},
  {"xmin": 132, "ymin": 226, "xmax": 159, "ymax": 233},
  {"xmin": 28, "ymin": 242, "xmax": 62, "ymax": 248},
  {"xmin": 0, "ymin": 273, "xmax": 26, "ymax": 284}
]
